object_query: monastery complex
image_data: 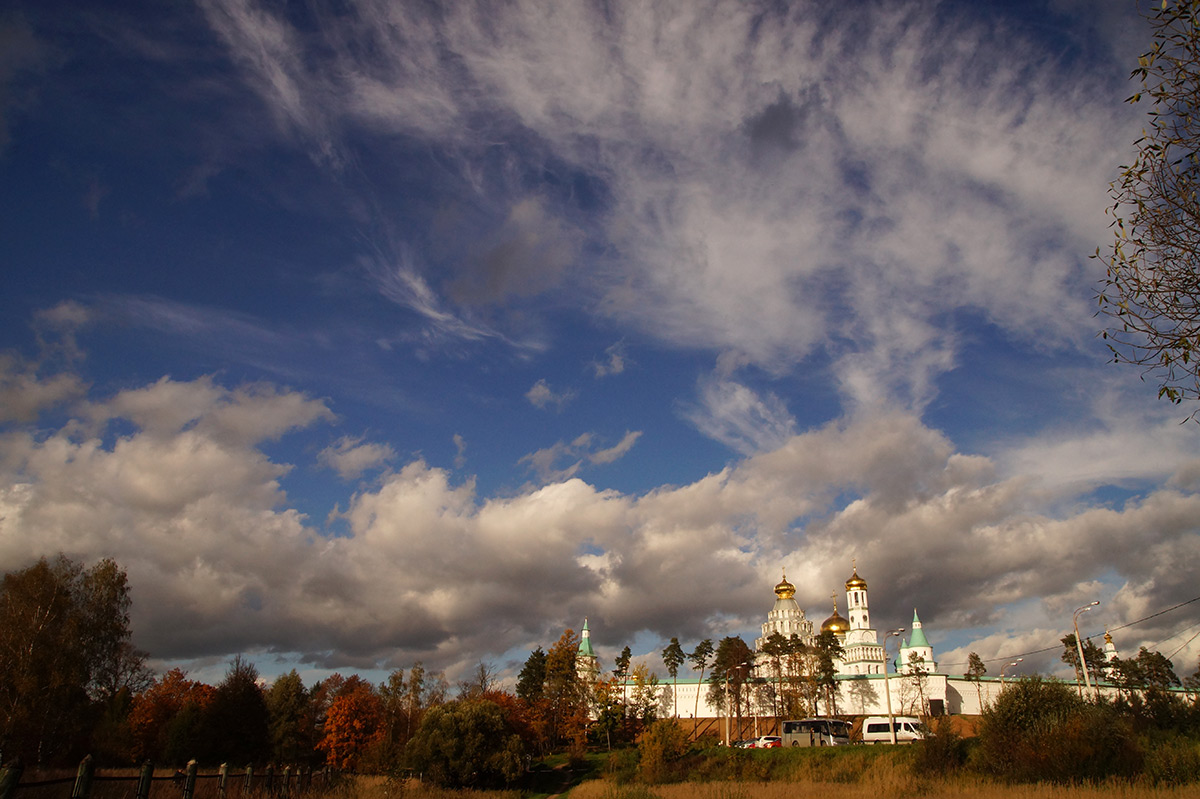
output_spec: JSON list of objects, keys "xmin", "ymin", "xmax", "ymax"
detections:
[{"xmin": 578, "ymin": 566, "xmax": 1026, "ymax": 719}]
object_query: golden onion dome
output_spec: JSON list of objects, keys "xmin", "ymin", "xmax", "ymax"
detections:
[
  {"xmin": 774, "ymin": 570, "xmax": 796, "ymax": 600},
  {"xmin": 821, "ymin": 607, "xmax": 849, "ymax": 635},
  {"xmin": 845, "ymin": 567, "xmax": 867, "ymax": 591}
]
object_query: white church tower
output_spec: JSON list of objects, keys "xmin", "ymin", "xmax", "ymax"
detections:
[{"xmin": 838, "ymin": 564, "xmax": 886, "ymax": 675}]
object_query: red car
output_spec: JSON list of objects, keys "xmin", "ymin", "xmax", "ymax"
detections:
[{"xmin": 754, "ymin": 736, "xmax": 782, "ymax": 748}]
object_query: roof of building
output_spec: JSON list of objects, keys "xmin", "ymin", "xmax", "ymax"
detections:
[
  {"xmin": 578, "ymin": 618, "xmax": 596, "ymax": 657},
  {"xmin": 907, "ymin": 609, "xmax": 930, "ymax": 649},
  {"xmin": 774, "ymin": 570, "xmax": 796, "ymax": 600}
]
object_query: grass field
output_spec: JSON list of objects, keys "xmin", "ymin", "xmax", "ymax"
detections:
[{"xmin": 323, "ymin": 746, "xmax": 1200, "ymax": 799}]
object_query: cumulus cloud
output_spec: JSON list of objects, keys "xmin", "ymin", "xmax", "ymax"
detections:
[
  {"xmin": 0, "ymin": 355, "xmax": 86, "ymax": 422},
  {"xmin": 0, "ymin": 367, "xmax": 1197, "ymax": 677},
  {"xmin": 319, "ymin": 436, "xmax": 395, "ymax": 480}
]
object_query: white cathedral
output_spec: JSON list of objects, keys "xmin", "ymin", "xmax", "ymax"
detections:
[{"xmin": 754, "ymin": 566, "xmax": 937, "ymax": 677}]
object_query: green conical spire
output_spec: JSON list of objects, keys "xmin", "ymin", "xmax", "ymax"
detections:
[
  {"xmin": 908, "ymin": 609, "xmax": 930, "ymax": 649},
  {"xmin": 578, "ymin": 617, "xmax": 596, "ymax": 657}
]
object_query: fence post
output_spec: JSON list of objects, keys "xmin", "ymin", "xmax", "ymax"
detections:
[
  {"xmin": 243, "ymin": 765, "xmax": 254, "ymax": 797},
  {"xmin": 281, "ymin": 766, "xmax": 291, "ymax": 798},
  {"xmin": 71, "ymin": 755, "xmax": 94, "ymax": 799},
  {"xmin": 263, "ymin": 765, "xmax": 273, "ymax": 796},
  {"xmin": 218, "ymin": 763, "xmax": 228, "ymax": 799},
  {"xmin": 136, "ymin": 761, "xmax": 153, "ymax": 799},
  {"xmin": 182, "ymin": 760, "xmax": 197, "ymax": 799},
  {"xmin": 0, "ymin": 758, "xmax": 24, "ymax": 799}
]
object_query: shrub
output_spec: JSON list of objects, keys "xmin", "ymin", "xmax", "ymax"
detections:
[
  {"xmin": 636, "ymin": 720, "xmax": 692, "ymax": 783},
  {"xmin": 974, "ymin": 677, "xmax": 1142, "ymax": 783},
  {"xmin": 1141, "ymin": 736, "xmax": 1200, "ymax": 785},
  {"xmin": 912, "ymin": 715, "xmax": 968, "ymax": 774},
  {"xmin": 404, "ymin": 699, "xmax": 525, "ymax": 788}
]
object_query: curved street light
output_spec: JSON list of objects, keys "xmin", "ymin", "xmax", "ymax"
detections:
[
  {"xmin": 1000, "ymin": 657, "xmax": 1023, "ymax": 689},
  {"xmin": 1073, "ymin": 601, "xmax": 1099, "ymax": 696},
  {"xmin": 883, "ymin": 629, "xmax": 905, "ymax": 745}
]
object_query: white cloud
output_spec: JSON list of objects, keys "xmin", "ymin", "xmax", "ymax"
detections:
[
  {"xmin": 682, "ymin": 373, "xmax": 797, "ymax": 455},
  {"xmin": 0, "ymin": 355, "xmax": 86, "ymax": 422},
  {"xmin": 319, "ymin": 436, "xmax": 396, "ymax": 480},
  {"xmin": 591, "ymin": 431, "xmax": 642, "ymax": 465},
  {"xmin": 0, "ymin": 368, "xmax": 1198, "ymax": 676},
  {"xmin": 187, "ymin": 0, "xmax": 1142, "ymax": 405},
  {"xmin": 591, "ymin": 342, "xmax": 627, "ymax": 378},
  {"xmin": 525, "ymin": 378, "xmax": 576, "ymax": 411}
]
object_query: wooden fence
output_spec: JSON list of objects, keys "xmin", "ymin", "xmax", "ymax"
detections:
[{"xmin": 0, "ymin": 758, "xmax": 336, "ymax": 799}]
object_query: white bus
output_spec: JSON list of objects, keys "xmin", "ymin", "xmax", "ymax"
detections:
[{"xmin": 780, "ymin": 718, "xmax": 853, "ymax": 747}]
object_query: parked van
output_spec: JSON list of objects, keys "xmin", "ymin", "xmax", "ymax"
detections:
[
  {"xmin": 859, "ymin": 716, "xmax": 925, "ymax": 744},
  {"xmin": 781, "ymin": 718, "xmax": 852, "ymax": 747}
]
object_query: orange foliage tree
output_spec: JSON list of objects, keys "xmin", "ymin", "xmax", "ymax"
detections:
[
  {"xmin": 317, "ymin": 678, "xmax": 385, "ymax": 770},
  {"xmin": 127, "ymin": 668, "xmax": 214, "ymax": 762}
]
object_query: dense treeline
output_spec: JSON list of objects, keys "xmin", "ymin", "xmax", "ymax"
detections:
[
  {"xmin": 6, "ymin": 556, "xmax": 1200, "ymax": 790},
  {"xmin": 0, "ymin": 558, "xmax": 618, "ymax": 789}
]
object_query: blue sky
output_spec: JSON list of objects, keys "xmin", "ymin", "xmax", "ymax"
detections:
[{"xmin": 2, "ymin": 0, "xmax": 1200, "ymax": 688}]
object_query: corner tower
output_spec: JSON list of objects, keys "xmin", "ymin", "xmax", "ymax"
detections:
[{"xmin": 576, "ymin": 618, "xmax": 600, "ymax": 684}]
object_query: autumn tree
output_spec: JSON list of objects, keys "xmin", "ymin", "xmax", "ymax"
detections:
[
  {"xmin": 661, "ymin": 637, "xmax": 685, "ymax": 719},
  {"xmin": 1097, "ymin": 0, "xmax": 1200, "ymax": 407},
  {"xmin": 130, "ymin": 667, "xmax": 217, "ymax": 763},
  {"xmin": 457, "ymin": 661, "xmax": 498, "ymax": 699},
  {"xmin": 318, "ymin": 676, "xmax": 384, "ymax": 771},
  {"xmin": 540, "ymin": 628, "xmax": 588, "ymax": 754},
  {"xmin": 628, "ymin": 663, "xmax": 662, "ymax": 731},
  {"xmin": 0, "ymin": 556, "xmax": 149, "ymax": 765}
]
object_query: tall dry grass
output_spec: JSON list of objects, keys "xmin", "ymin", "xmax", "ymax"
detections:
[
  {"xmin": 326, "ymin": 771, "xmax": 1200, "ymax": 799},
  {"xmin": 571, "ymin": 777, "xmax": 1200, "ymax": 799}
]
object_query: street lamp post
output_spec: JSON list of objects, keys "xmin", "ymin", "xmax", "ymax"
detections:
[
  {"xmin": 883, "ymin": 629, "xmax": 905, "ymax": 745},
  {"xmin": 723, "ymin": 660, "xmax": 756, "ymax": 747},
  {"xmin": 1000, "ymin": 658, "xmax": 1023, "ymax": 689},
  {"xmin": 1073, "ymin": 601, "xmax": 1099, "ymax": 697}
]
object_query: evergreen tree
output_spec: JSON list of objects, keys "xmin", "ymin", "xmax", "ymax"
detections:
[
  {"xmin": 661, "ymin": 638, "xmax": 685, "ymax": 719},
  {"xmin": 707, "ymin": 636, "xmax": 754, "ymax": 736},
  {"xmin": 201, "ymin": 655, "xmax": 270, "ymax": 765},
  {"xmin": 688, "ymin": 639, "xmax": 714, "ymax": 723},
  {"xmin": 266, "ymin": 670, "xmax": 312, "ymax": 763},
  {"xmin": 516, "ymin": 647, "xmax": 547, "ymax": 704},
  {"xmin": 965, "ymin": 652, "xmax": 987, "ymax": 709}
]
